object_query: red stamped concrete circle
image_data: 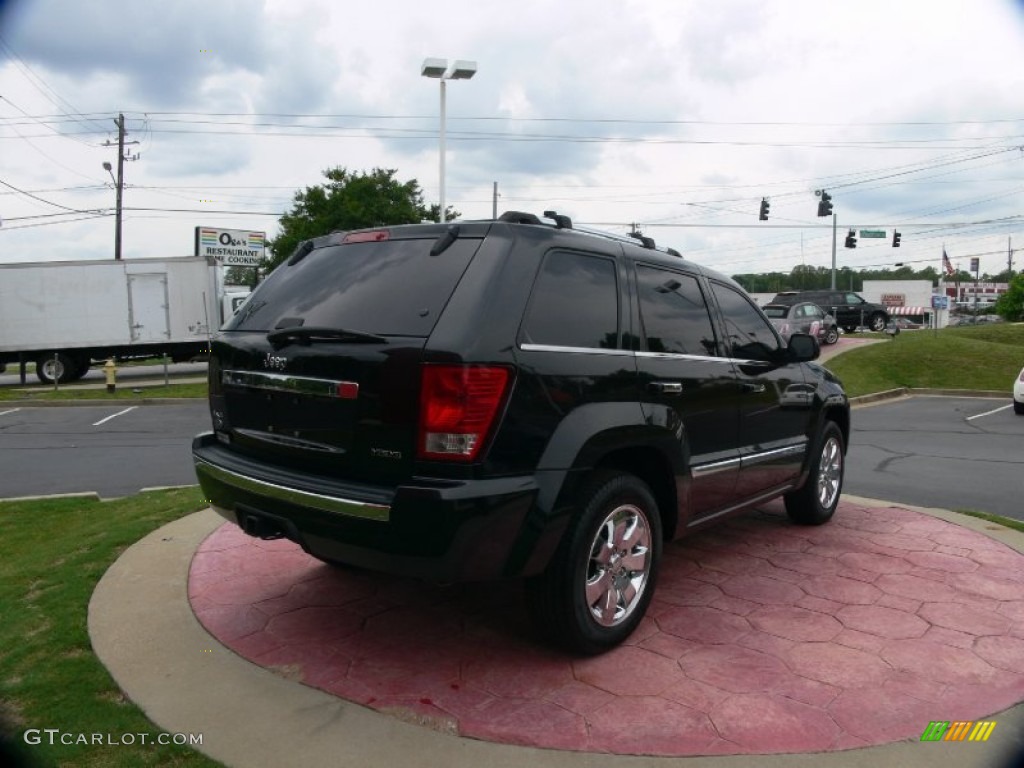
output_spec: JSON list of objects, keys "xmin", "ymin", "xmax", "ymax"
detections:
[{"xmin": 188, "ymin": 500, "xmax": 1024, "ymax": 756}]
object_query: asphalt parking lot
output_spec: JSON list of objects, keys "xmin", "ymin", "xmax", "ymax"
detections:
[
  {"xmin": 2, "ymin": 394, "xmax": 1021, "ymax": 522},
  {"xmin": 846, "ymin": 395, "xmax": 1024, "ymax": 521},
  {"xmin": 0, "ymin": 404, "xmax": 209, "ymax": 498}
]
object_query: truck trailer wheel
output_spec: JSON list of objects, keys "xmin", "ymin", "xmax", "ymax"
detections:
[{"xmin": 36, "ymin": 353, "xmax": 78, "ymax": 385}]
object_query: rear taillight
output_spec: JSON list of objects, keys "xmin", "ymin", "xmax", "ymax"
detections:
[{"xmin": 418, "ymin": 364, "xmax": 511, "ymax": 461}]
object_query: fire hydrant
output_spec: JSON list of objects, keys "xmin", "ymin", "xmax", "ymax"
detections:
[{"xmin": 104, "ymin": 358, "xmax": 118, "ymax": 393}]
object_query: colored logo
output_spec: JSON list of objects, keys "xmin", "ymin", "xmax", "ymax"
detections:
[{"xmin": 920, "ymin": 721, "xmax": 996, "ymax": 742}]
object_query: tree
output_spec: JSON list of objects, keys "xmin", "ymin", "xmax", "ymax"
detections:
[
  {"xmin": 995, "ymin": 273, "xmax": 1024, "ymax": 321},
  {"xmin": 264, "ymin": 168, "xmax": 458, "ymax": 271}
]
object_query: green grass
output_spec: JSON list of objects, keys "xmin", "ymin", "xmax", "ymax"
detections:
[
  {"xmin": 828, "ymin": 324, "xmax": 1024, "ymax": 397},
  {"xmin": 954, "ymin": 509, "xmax": 1024, "ymax": 535},
  {"xmin": 0, "ymin": 489, "xmax": 221, "ymax": 768},
  {"xmin": 0, "ymin": 383, "xmax": 208, "ymax": 402}
]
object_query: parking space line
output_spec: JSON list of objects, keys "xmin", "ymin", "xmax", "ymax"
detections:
[
  {"xmin": 966, "ymin": 403, "xmax": 1013, "ymax": 421},
  {"xmin": 92, "ymin": 406, "xmax": 138, "ymax": 426},
  {"xmin": 0, "ymin": 408, "xmax": 21, "ymax": 417}
]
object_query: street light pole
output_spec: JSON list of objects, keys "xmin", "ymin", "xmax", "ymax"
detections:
[
  {"xmin": 421, "ymin": 58, "xmax": 477, "ymax": 223},
  {"xmin": 439, "ymin": 77, "xmax": 447, "ymax": 223}
]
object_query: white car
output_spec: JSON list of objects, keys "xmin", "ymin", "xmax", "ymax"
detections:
[{"xmin": 1015, "ymin": 365, "xmax": 1024, "ymax": 415}]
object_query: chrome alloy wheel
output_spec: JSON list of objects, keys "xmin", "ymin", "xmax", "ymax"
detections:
[
  {"xmin": 585, "ymin": 504, "xmax": 653, "ymax": 627},
  {"xmin": 816, "ymin": 435, "xmax": 843, "ymax": 510}
]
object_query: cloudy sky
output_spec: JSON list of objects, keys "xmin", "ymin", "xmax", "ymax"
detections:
[{"xmin": 2, "ymin": 0, "xmax": 1023, "ymax": 279}]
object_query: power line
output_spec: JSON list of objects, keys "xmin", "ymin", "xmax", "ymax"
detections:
[{"xmin": 0, "ymin": 177, "xmax": 103, "ymax": 214}]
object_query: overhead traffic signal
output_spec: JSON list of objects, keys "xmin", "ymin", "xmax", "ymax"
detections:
[
  {"xmin": 817, "ymin": 191, "xmax": 833, "ymax": 217},
  {"xmin": 892, "ymin": 231, "xmax": 901, "ymax": 248},
  {"xmin": 844, "ymin": 229, "xmax": 857, "ymax": 249},
  {"xmin": 759, "ymin": 197, "xmax": 770, "ymax": 221}
]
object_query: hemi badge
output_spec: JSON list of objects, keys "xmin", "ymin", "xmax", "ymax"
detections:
[{"xmin": 337, "ymin": 382, "xmax": 359, "ymax": 399}]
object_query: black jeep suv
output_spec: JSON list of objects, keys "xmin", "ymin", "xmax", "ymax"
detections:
[
  {"xmin": 770, "ymin": 290, "xmax": 889, "ymax": 333},
  {"xmin": 193, "ymin": 211, "xmax": 850, "ymax": 654}
]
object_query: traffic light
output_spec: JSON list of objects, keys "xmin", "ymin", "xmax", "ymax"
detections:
[
  {"xmin": 844, "ymin": 229, "xmax": 857, "ymax": 249},
  {"xmin": 817, "ymin": 191, "xmax": 833, "ymax": 217},
  {"xmin": 892, "ymin": 231, "xmax": 901, "ymax": 248},
  {"xmin": 759, "ymin": 197, "xmax": 770, "ymax": 221}
]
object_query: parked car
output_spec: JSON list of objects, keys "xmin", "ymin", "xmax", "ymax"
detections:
[
  {"xmin": 893, "ymin": 318, "xmax": 923, "ymax": 330},
  {"xmin": 771, "ymin": 290, "xmax": 889, "ymax": 333},
  {"xmin": 763, "ymin": 301, "xmax": 839, "ymax": 345},
  {"xmin": 192, "ymin": 211, "xmax": 850, "ymax": 654},
  {"xmin": 1014, "ymin": 365, "xmax": 1024, "ymax": 415}
]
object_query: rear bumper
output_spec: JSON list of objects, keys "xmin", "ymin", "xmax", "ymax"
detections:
[{"xmin": 192, "ymin": 432, "xmax": 546, "ymax": 582}]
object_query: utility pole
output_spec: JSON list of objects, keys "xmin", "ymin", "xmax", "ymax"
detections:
[
  {"xmin": 830, "ymin": 213, "xmax": 837, "ymax": 289},
  {"xmin": 492, "ymin": 181, "xmax": 498, "ymax": 220},
  {"xmin": 102, "ymin": 113, "xmax": 139, "ymax": 261},
  {"xmin": 1010, "ymin": 236, "xmax": 1014, "ymax": 275},
  {"xmin": 113, "ymin": 113, "xmax": 125, "ymax": 260}
]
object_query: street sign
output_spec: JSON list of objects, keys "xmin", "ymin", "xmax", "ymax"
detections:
[
  {"xmin": 970, "ymin": 257, "xmax": 980, "ymax": 273},
  {"xmin": 859, "ymin": 230, "xmax": 886, "ymax": 238}
]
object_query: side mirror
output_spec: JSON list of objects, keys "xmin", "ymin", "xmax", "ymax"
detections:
[{"xmin": 787, "ymin": 332, "xmax": 819, "ymax": 362}]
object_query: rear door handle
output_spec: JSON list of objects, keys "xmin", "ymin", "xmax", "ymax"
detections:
[{"xmin": 649, "ymin": 381, "xmax": 683, "ymax": 394}]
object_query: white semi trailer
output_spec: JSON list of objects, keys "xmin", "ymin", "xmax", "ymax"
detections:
[{"xmin": 0, "ymin": 256, "xmax": 248, "ymax": 383}]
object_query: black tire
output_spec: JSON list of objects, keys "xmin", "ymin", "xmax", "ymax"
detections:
[
  {"xmin": 1014, "ymin": 400, "xmax": 1024, "ymax": 415},
  {"xmin": 785, "ymin": 422, "xmax": 844, "ymax": 526},
  {"xmin": 35, "ymin": 353, "xmax": 78, "ymax": 385},
  {"xmin": 869, "ymin": 313, "xmax": 887, "ymax": 332},
  {"xmin": 842, "ymin": 325, "xmax": 856, "ymax": 334},
  {"xmin": 526, "ymin": 471, "xmax": 662, "ymax": 655},
  {"xmin": 824, "ymin": 326, "xmax": 839, "ymax": 345}
]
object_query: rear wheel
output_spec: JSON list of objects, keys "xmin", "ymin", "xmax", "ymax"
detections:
[
  {"xmin": 526, "ymin": 471, "xmax": 662, "ymax": 655},
  {"xmin": 823, "ymin": 326, "xmax": 839, "ymax": 345},
  {"xmin": 869, "ymin": 313, "xmax": 887, "ymax": 332},
  {"xmin": 785, "ymin": 422, "xmax": 844, "ymax": 525},
  {"xmin": 36, "ymin": 353, "xmax": 78, "ymax": 385},
  {"xmin": 842, "ymin": 325, "xmax": 856, "ymax": 334},
  {"xmin": 1014, "ymin": 400, "xmax": 1024, "ymax": 415}
]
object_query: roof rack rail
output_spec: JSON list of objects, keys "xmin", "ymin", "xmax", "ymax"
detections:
[
  {"xmin": 628, "ymin": 231, "xmax": 656, "ymax": 250},
  {"xmin": 542, "ymin": 210, "xmax": 573, "ymax": 229},
  {"xmin": 498, "ymin": 211, "xmax": 544, "ymax": 225},
  {"xmin": 498, "ymin": 211, "xmax": 684, "ymax": 260}
]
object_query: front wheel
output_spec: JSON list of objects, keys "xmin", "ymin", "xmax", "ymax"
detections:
[
  {"xmin": 869, "ymin": 313, "xmax": 888, "ymax": 332},
  {"xmin": 1014, "ymin": 400, "xmax": 1024, "ymax": 415},
  {"xmin": 824, "ymin": 326, "xmax": 839, "ymax": 345},
  {"xmin": 526, "ymin": 472, "xmax": 662, "ymax": 655},
  {"xmin": 785, "ymin": 422, "xmax": 844, "ymax": 525}
]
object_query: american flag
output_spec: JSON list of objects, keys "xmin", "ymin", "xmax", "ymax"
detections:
[{"xmin": 942, "ymin": 249, "xmax": 954, "ymax": 277}]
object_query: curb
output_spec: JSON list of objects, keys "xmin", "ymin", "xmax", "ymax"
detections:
[
  {"xmin": 849, "ymin": 388, "xmax": 1008, "ymax": 407},
  {"xmin": 0, "ymin": 397, "xmax": 204, "ymax": 407}
]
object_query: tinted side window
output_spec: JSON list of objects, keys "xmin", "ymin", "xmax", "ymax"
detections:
[
  {"xmin": 521, "ymin": 251, "xmax": 619, "ymax": 349},
  {"xmin": 636, "ymin": 266, "xmax": 717, "ymax": 355},
  {"xmin": 710, "ymin": 282, "xmax": 781, "ymax": 361}
]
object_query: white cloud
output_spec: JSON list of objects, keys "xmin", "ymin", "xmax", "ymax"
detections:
[{"xmin": 1, "ymin": 0, "xmax": 1022, "ymax": 276}]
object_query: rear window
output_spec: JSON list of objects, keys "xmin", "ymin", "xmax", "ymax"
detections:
[
  {"xmin": 225, "ymin": 238, "xmax": 480, "ymax": 336},
  {"xmin": 762, "ymin": 306, "xmax": 787, "ymax": 318}
]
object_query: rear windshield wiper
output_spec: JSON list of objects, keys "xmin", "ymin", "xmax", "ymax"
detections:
[{"xmin": 267, "ymin": 326, "xmax": 388, "ymax": 348}]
